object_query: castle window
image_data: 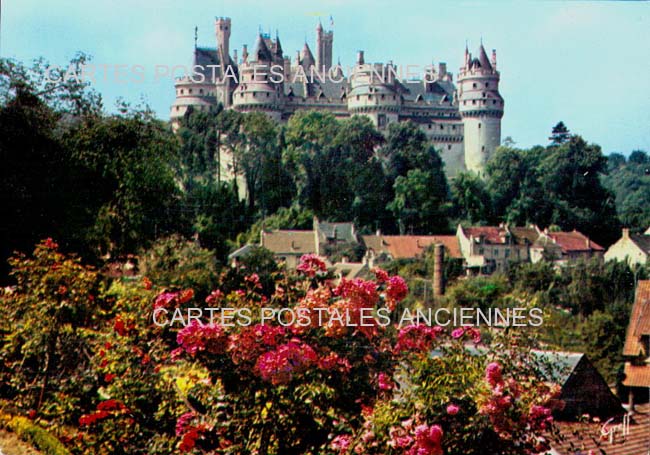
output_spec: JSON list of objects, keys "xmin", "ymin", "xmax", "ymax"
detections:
[
  {"xmin": 356, "ymin": 96, "xmax": 360, "ymax": 101},
  {"xmin": 381, "ymin": 94, "xmax": 385, "ymax": 100},
  {"xmin": 452, "ymin": 125, "xmax": 456, "ymax": 130},
  {"xmin": 478, "ymin": 123, "xmax": 482, "ymax": 129},
  {"xmin": 482, "ymin": 146, "xmax": 485, "ymax": 152},
  {"xmin": 200, "ymin": 89, "xmax": 204, "ymax": 94},
  {"xmin": 181, "ymin": 89, "xmax": 184, "ymax": 94},
  {"xmin": 472, "ymin": 100, "xmax": 476, "ymax": 105},
  {"xmin": 428, "ymin": 124, "xmax": 432, "ymax": 129},
  {"xmin": 485, "ymin": 82, "xmax": 489, "ymax": 88},
  {"xmin": 472, "ymin": 83, "xmax": 477, "ymax": 88},
  {"xmin": 448, "ymin": 145, "xmax": 452, "ymax": 150},
  {"xmin": 393, "ymin": 95, "xmax": 396, "ymax": 100},
  {"xmin": 440, "ymin": 125, "xmax": 444, "ymax": 130},
  {"xmin": 493, "ymin": 100, "xmax": 497, "ymax": 105},
  {"xmin": 368, "ymin": 94, "xmax": 373, "ymax": 100},
  {"xmin": 267, "ymin": 92, "xmax": 270, "ymax": 97},
  {"xmin": 482, "ymin": 92, "xmax": 486, "ymax": 97},
  {"xmin": 189, "ymin": 89, "xmax": 193, "ymax": 94}
]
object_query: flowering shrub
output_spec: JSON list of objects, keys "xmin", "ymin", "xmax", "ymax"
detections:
[
  {"xmin": 0, "ymin": 244, "xmax": 561, "ymax": 455},
  {"xmin": 166, "ymin": 255, "xmax": 559, "ymax": 455}
]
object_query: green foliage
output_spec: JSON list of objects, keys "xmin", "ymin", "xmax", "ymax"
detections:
[
  {"xmin": 602, "ymin": 150, "xmax": 650, "ymax": 230},
  {"xmin": 451, "ymin": 172, "xmax": 492, "ymax": 224},
  {"xmin": 486, "ymin": 136, "xmax": 620, "ymax": 246},
  {"xmin": 445, "ymin": 275, "xmax": 510, "ymax": 311},
  {"xmin": 138, "ymin": 235, "xmax": 218, "ymax": 298},
  {"xmin": 64, "ymin": 108, "xmax": 181, "ymax": 257},
  {"xmin": 383, "ymin": 122, "xmax": 450, "ymax": 234},
  {"xmin": 549, "ymin": 121, "xmax": 571, "ymax": 145},
  {"xmin": 2, "ymin": 414, "xmax": 71, "ymax": 455}
]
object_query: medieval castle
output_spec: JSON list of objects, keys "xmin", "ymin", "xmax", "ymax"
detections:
[{"xmin": 170, "ymin": 17, "xmax": 504, "ymax": 176}]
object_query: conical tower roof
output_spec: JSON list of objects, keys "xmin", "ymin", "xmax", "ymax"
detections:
[
  {"xmin": 301, "ymin": 42, "xmax": 315, "ymax": 67},
  {"xmin": 477, "ymin": 44, "xmax": 492, "ymax": 71},
  {"xmin": 253, "ymin": 34, "xmax": 273, "ymax": 62}
]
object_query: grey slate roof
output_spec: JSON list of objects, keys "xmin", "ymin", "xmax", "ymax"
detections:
[
  {"xmin": 317, "ymin": 221, "xmax": 356, "ymax": 243},
  {"xmin": 630, "ymin": 234, "xmax": 650, "ymax": 253}
]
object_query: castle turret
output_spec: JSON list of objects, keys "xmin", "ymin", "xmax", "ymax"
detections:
[
  {"xmin": 170, "ymin": 43, "xmax": 219, "ymax": 131},
  {"xmin": 315, "ymin": 20, "xmax": 333, "ymax": 71},
  {"xmin": 215, "ymin": 17, "xmax": 231, "ymax": 60},
  {"xmin": 232, "ymin": 34, "xmax": 284, "ymax": 120},
  {"xmin": 457, "ymin": 43, "xmax": 504, "ymax": 174}
]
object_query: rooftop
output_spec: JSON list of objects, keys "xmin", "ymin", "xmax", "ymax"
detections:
[
  {"xmin": 544, "ymin": 230, "xmax": 604, "ymax": 253},
  {"xmin": 548, "ymin": 403, "xmax": 650, "ymax": 455},
  {"xmin": 361, "ymin": 235, "xmax": 462, "ymax": 259},
  {"xmin": 260, "ymin": 230, "xmax": 316, "ymax": 255},
  {"xmin": 623, "ymin": 280, "xmax": 650, "ymax": 357}
]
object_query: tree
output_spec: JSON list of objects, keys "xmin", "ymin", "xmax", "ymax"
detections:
[
  {"xmin": 388, "ymin": 168, "xmax": 450, "ymax": 234},
  {"xmin": 538, "ymin": 136, "xmax": 620, "ymax": 245},
  {"xmin": 628, "ymin": 149, "xmax": 648, "ymax": 165},
  {"xmin": 549, "ymin": 121, "xmax": 570, "ymax": 145},
  {"xmin": 64, "ymin": 108, "xmax": 182, "ymax": 257},
  {"xmin": 0, "ymin": 239, "xmax": 99, "ymax": 416},
  {"xmin": 451, "ymin": 172, "xmax": 492, "ymax": 224},
  {"xmin": 0, "ymin": 55, "xmax": 103, "ymax": 279},
  {"xmin": 382, "ymin": 121, "xmax": 451, "ymax": 234},
  {"xmin": 138, "ymin": 235, "xmax": 219, "ymax": 299}
]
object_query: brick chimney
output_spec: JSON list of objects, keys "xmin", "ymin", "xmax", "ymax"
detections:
[{"xmin": 433, "ymin": 244, "xmax": 445, "ymax": 297}]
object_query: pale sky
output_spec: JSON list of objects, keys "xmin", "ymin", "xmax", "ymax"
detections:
[{"xmin": 2, "ymin": 0, "xmax": 649, "ymax": 154}]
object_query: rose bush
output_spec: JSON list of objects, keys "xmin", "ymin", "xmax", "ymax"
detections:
[{"xmin": 1, "ymin": 245, "xmax": 560, "ymax": 455}]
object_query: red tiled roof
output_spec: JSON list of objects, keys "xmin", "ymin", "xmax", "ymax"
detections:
[
  {"xmin": 623, "ymin": 280, "xmax": 650, "ymax": 356},
  {"xmin": 366, "ymin": 235, "xmax": 462, "ymax": 260},
  {"xmin": 463, "ymin": 226, "xmax": 508, "ymax": 244},
  {"xmin": 623, "ymin": 363, "xmax": 650, "ymax": 388},
  {"xmin": 547, "ymin": 230, "xmax": 604, "ymax": 253},
  {"xmin": 550, "ymin": 404, "xmax": 650, "ymax": 455}
]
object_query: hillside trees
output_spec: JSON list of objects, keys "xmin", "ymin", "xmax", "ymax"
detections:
[
  {"xmin": 601, "ymin": 150, "xmax": 650, "ymax": 230},
  {"xmin": 382, "ymin": 122, "xmax": 450, "ymax": 234},
  {"xmin": 485, "ymin": 136, "xmax": 620, "ymax": 246}
]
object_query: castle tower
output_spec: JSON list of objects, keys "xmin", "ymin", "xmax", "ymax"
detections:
[
  {"xmin": 315, "ymin": 21, "xmax": 333, "ymax": 71},
  {"xmin": 215, "ymin": 17, "xmax": 231, "ymax": 60},
  {"xmin": 457, "ymin": 43, "xmax": 504, "ymax": 174},
  {"xmin": 231, "ymin": 33, "xmax": 284, "ymax": 120}
]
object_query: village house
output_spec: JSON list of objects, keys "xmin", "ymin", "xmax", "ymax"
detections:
[
  {"xmin": 361, "ymin": 234, "xmax": 462, "ymax": 266},
  {"xmin": 622, "ymin": 280, "xmax": 650, "ymax": 410},
  {"xmin": 604, "ymin": 228, "xmax": 650, "ymax": 266},
  {"xmin": 229, "ymin": 218, "xmax": 360, "ymax": 269},
  {"xmin": 456, "ymin": 224, "xmax": 531, "ymax": 274},
  {"xmin": 531, "ymin": 229, "xmax": 604, "ymax": 265}
]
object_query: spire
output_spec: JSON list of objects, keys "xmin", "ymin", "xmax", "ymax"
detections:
[
  {"xmin": 301, "ymin": 42, "xmax": 315, "ymax": 68},
  {"xmin": 254, "ymin": 34, "xmax": 273, "ymax": 62},
  {"xmin": 274, "ymin": 33, "xmax": 283, "ymax": 57},
  {"xmin": 477, "ymin": 43, "xmax": 492, "ymax": 71},
  {"xmin": 194, "ymin": 26, "xmax": 198, "ymax": 50},
  {"xmin": 317, "ymin": 19, "xmax": 323, "ymax": 32},
  {"xmin": 491, "ymin": 49, "xmax": 497, "ymax": 69}
]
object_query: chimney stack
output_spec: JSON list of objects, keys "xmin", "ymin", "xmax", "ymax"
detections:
[
  {"xmin": 622, "ymin": 228, "xmax": 630, "ymax": 239},
  {"xmin": 433, "ymin": 244, "xmax": 445, "ymax": 297}
]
